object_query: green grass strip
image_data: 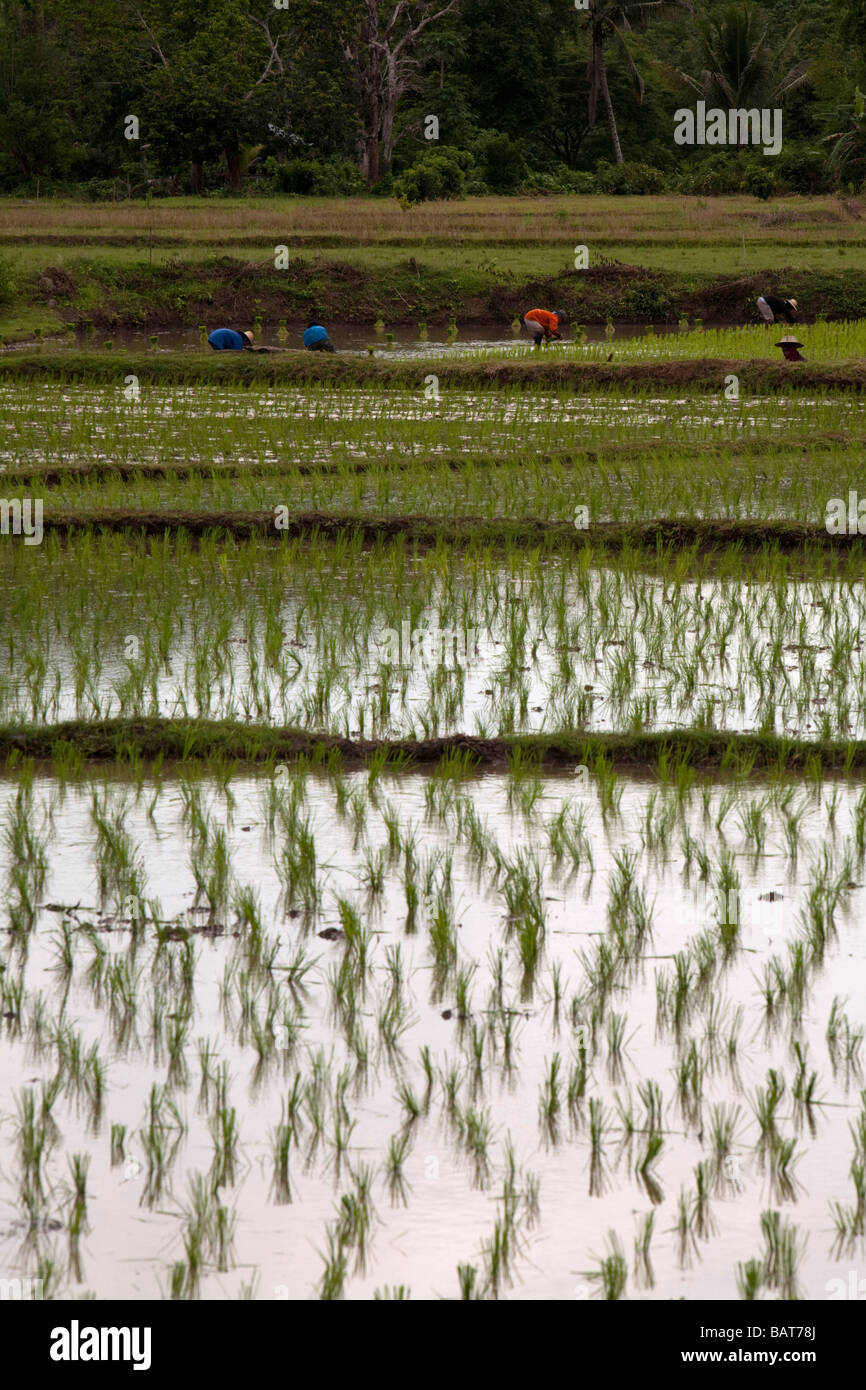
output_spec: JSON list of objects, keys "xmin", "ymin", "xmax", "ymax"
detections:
[
  {"xmin": 2, "ymin": 718, "xmax": 864, "ymax": 777},
  {"xmin": 3, "ymin": 351, "xmax": 866, "ymax": 392},
  {"xmin": 31, "ymin": 509, "xmax": 866, "ymax": 555}
]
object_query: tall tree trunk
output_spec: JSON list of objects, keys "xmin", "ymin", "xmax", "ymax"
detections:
[
  {"xmin": 364, "ymin": 92, "xmax": 380, "ymax": 183},
  {"xmin": 381, "ymin": 54, "xmax": 399, "ymax": 172},
  {"xmin": 597, "ymin": 46, "xmax": 623, "ymax": 164},
  {"xmin": 190, "ymin": 159, "xmax": 204, "ymax": 194},
  {"xmin": 364, "ymin": 52, "xmax": 381, "ymax": 183},
  {"xmin": 224, "ymin": 142, "xmax": 242, "ymax": 192}
]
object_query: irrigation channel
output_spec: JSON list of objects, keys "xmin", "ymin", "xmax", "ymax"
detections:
[{"xmin": 2, "ymin": 321, "xmax": 729, "ymax": 359}]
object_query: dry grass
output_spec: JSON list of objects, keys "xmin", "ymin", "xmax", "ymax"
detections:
[{"xmin": 2, "ymin": 194, "xmax": 864, "ymax": 247}]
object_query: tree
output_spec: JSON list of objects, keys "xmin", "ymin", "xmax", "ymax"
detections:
[
  {"xmin": 579, "ymin": 1, "xmax": 682, "ymax": 164},
  {"xmin": 0, "ymin": 3, "xmax": 76, "ymax": 182},
  {"xmin": 824, "ymin": 85, "xmax": 866, "ymax": 181},
  {"xmin": 338, "ymin": 0, "xmax": 460, "ymax": 182},
  {"xmin": 674, "ymin": 1, "xmax": 809, "ymax": 109},
  {"xmin": 130, "ymin": 0, "xmax": 298, "ymax": 191}
]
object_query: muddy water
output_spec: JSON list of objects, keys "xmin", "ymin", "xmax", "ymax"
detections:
[
  {"xmin": 0, "ymin": 770, "xmax": 862, "ymax": 1299},
  {"xmin": 5, "ymin": 322, "xmax": 727, "ymax": 360}
]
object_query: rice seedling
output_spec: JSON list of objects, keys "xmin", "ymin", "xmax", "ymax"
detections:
[
  {"xmin": 751, "ymin": 1069, "xmax": 786, "ymax": 1155},
  {"xmin": 831, "ymin": 1157, "xmax": 866, "ymax": 1249},
  {"xmin": 110, "ymin": 1123, "xmax": 127, "ymax": 1167},
  {"xmin": 791, "ymin": 1041, "xmax": 820, "ymax": 1131},
  {"xmin": 632, "ymin": 1079, "xmax": 660, "ymax": 1136},
  {"xmin": 768, "ymin": 1134, "xmax": 801, "ymax": 1204},
  {"xmin": 538, "ymin": 1054, "xmax": 562, "ymax": 1141},
  {"xmin": 690, "ymin": 1161, "xmax": 717, "ymax": 1241},
  {"xmin": 736, "ymin": 1258, "xmax": 764, "ymax": 1301},
  {"xmin": 587, "ymin": 1096, "xmax": 609, "ymax": 1196},
  {"xmin": 460, "ymin": 1105, "xmax": 493, "ymax": 1189},
  {"xmin": 636, "ymin": 1131, "xmax": 664, "ymax": 1206},
  {"xmin": 139, "ymin": 1083, "xmax": 186, "ymax": 1207},
  {"xmin": 270, "ymin": 1106, "xmax": 293, "ymax": 1205},
  {"xmin": 335, "ymin": 1164, "xmax": 377, "ymax": 1276},
  {"xmin": 760, "ymin": 1210, "xmax": 806, "ymax": 1300},
  {"xmin": 15, "ymin": 1086, "xmax": 55, "ymax": 1228},
  {"xmin": 582, "ymin": 1231, "xmax": 627, "ymax": 1301},
  {"xmin": 397, "ymin": 1080, "xmax": 422, "ymax": 1126},
  {"xmin": 378, "ymin": 992, "xmax": 414, "ymax": 1059},
  {"xmin": 428, "ymin": 893, "xmax": 458, "ymax": 977},
  {"xmin": 633, "ymin": 1211, "xmax": 655, "ymax": 1289},
  {"xmin": 457, "ymin": 1263, "xmax": 482, "ymax": 1300},
  {"xmin": 670, "ymin": 1187, "xmax": 700, "ymax": 1270},
  {"xmin": 65, "ymin": 1153, "xmax": 90, "ymax": 1282},
  {"xmin": 605, "ymin": 1011, "xmax": 630, "ymax": 1082},
  {"xmin": 385, "ymin": 1130, "xmax": 412, "ymax": 1207}
]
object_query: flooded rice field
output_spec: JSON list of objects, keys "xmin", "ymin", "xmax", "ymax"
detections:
[
  {"xmin": 1, "ymin": 766, "xmax": 864, "ymax": 1299},
  {"xmin": 2, "ymin": 350, "xmax": 864, "ymax": 1306},
  {"xmin": 0, "ymin": 536, "xmax": 865, "ymax": 740},
  {"xmin": 4, "ymin": 382, "xmax": 861, "ymax": 458}
]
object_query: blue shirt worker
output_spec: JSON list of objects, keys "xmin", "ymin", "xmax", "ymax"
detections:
[
  {"xmin": 303, "ymin": 321, "xmax": 336, "ymax": 352},
  {"xmin": 208, "ymin": 328, "xmax": 254, "ymax": 350}
]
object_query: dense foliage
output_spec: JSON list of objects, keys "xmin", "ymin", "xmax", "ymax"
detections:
[{"xmin": 1, "ymin": 0, "xmax": 864, "ymax": 196}]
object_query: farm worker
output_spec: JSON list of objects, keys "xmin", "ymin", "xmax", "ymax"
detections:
[
  {"xmin": 775, "ymin": 334, "xmax": 807, "ymax": 362},
  {"xmin": 756, "ymin": 294, "xmax": 798, "ymax": 325},
  {"xmin": 303, "ymin": 321, "xmax": 336, "ymax": 352},
  {"xmin": 522, "ymin": 308, "xmax": 567, "ymax": 346},
  {"xmin": 207, "ymin": 328, "xmax": 254, "ymax": 350}
]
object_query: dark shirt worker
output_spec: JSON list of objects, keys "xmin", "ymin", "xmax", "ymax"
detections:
[
  {"xmin": 303, "ymin": 322, "xmax": 335, "ymax": 352},
  {"xmin": 208, "ymin": 328, "xmax": 254, "ymax": 350}
]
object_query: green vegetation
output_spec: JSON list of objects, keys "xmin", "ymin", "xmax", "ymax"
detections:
[{"xmin": 3, "ymin": 1, "xmax": 865, "ymax": 198}]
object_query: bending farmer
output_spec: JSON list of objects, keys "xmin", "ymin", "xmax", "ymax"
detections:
[
  {"xmin": 303, "ymin": 321, "xmax": 336, "ymax": 353},
  {"xmin": 756, "ymin": 295, "xmax": 798, "ymax": 325},
  {"xmin": 522, "ymin": 308, "xmax": 566, "ymax": 346},
  {"xmin": 208, "ymin": 328, "xmax": 255, "ymax": 350}
]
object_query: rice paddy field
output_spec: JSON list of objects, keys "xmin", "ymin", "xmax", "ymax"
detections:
[{"xmin": 1, "ymin": 280, "xmax": 866, "ymax": 1309}]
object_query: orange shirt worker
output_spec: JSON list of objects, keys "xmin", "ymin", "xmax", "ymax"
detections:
[{"xmin": 522, "ymin": 308, "xmax": 567, "ymax": 346}]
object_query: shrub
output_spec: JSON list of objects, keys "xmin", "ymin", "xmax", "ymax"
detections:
[
  {"xmin": 674, "ymin": 155, "xmax": 743, "ymax": 195},
  {"xmin": 478, "ymin": 133, "xmax": 526, "ymax": 193},
  {"xmin": 309, "ymin": 157, "xmax": 366, "ymax": 196},
  {"xmin": 393, "ymin": 148, "xmax": 471, "ymax": 204},
  {"xmin": 742, "ymin": 164, "xmax": 775, "ymax": 200},
  {"xmin": 83, "ymin": 178, "xmax": 127, "ymax": 202},
  {"xmin": 563, "ymin": 169, "xmax": 599, "ymax": 194},
  {"xmin": 595, "ymin": 161, "xmax": 668, "ymax": 195},
  {"xmin": 371, "ymin": 171, "xmax": 395, "ymax": 197},
  {"xmin": 523, "ymin": 165, "xmax": 598, "ymax": 194},
  {"xmin": 271, "ymin": 157, "xmax": 364, "ymax": 196},
  {"xmin": 0, "ymin": 255, "xmax": 16, "ymax": 306},
  {"xmin": 623, "ymin": 281, "xmax": 673, "ymax": 319},
  {"xmin": 774, "ymin": 144, "xmax": 832, "ymax": 195}
]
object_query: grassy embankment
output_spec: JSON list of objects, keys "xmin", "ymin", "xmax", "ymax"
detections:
[{"xmin": 2, "ymin": 193, "xmax": 866, "ymax": 341}]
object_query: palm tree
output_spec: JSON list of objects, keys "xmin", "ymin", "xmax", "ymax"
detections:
[
  {"xmin": 579, "ymin": 1, "xmax": 685, "ymax": 164},
  {"xmin": 824, "ymin": 88, "xmax": 866, "ymax": 183},
  {"xmin": 675, "ymin": 1, "xmax": 808, "ymax": 111}
]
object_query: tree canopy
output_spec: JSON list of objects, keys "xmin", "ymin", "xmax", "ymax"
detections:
[{"xmin": 0, "ymin": 0, "xmax": 861, "ymax": 194}]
